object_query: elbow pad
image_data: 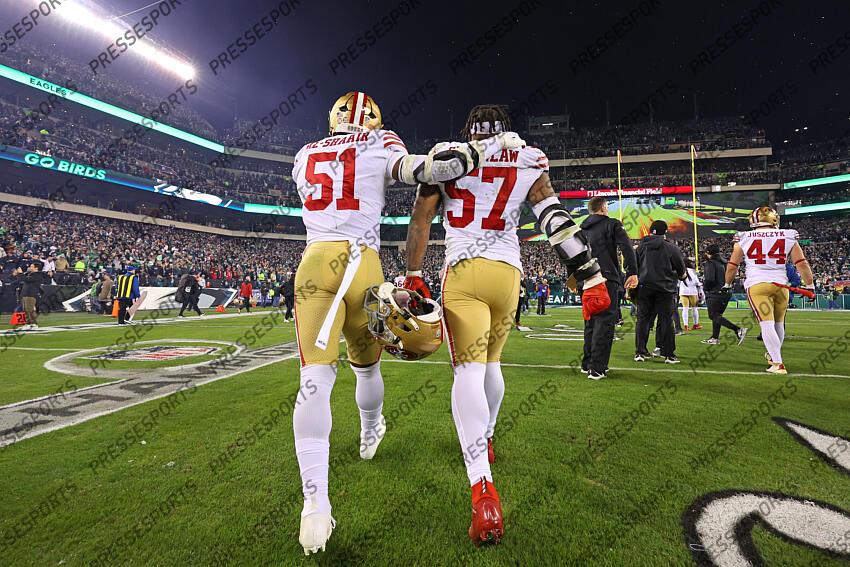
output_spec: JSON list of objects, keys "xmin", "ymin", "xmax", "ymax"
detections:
[
  {"xmin": 397, "ymin": 144, "xmax": 480, "ymax": 185},
  {"xmin": 533, "ymin": 196, "xmax": 604, "ymax": 287},
  {"xmin": 396, "ymin": 149, "xmax": 475, "ymax": 185},
  {"xmin": 397, "ymin": 133, "xmax": 525, "ymax": 185},
  {"xmin": 397, "ymin": 154, "xmax": 428, "ymax": 185}
]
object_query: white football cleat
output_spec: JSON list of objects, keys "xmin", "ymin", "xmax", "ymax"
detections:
[
  {"xmin": 360, "ymin": 415, "xmax": 386, "ymax": 460},
  {"xmin": 299, "ymin": 498, "xmax": 336, "ymax": 556},
  {"xmin": 766, "ymin": 363, "xmax": 787, "ymax": 375}
]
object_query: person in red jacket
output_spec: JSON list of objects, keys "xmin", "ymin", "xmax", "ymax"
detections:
[{"xmin": 238, "ymin": 276, "xmax": 253, "ymax": 313}]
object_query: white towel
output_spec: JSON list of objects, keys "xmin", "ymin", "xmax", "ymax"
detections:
[{"xmin": 315, "ymin": 240, "xmax": 361, "ymax": 350}]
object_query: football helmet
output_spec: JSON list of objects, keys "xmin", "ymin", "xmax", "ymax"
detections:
[
  {"xmin": 364, "ymin": 283, "xmax": 442, "ymax": 360},
  {"xmin": 750, "ymin": 206, "xmax": 779, "ymax": 228},
  {"xmin": 328, "ymin": 91, "xmax": 382, "ymax": 135}
]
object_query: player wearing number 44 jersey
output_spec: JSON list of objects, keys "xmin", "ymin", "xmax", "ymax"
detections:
[
  {"xmin": 404, "ymin": 104, "xmax": 611, "ymax": 547},
  {"xmin": 725, "ymin": 206, "xmax": 815, "ymax": 375},
  {"xmin": 290, "ymin": 91, "xmax": 525, "ymax": 555}
]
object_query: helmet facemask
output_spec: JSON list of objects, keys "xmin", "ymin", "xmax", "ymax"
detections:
[{"xmin": 364, "ymin": 283, "xmax": 442, "ymax": 361}]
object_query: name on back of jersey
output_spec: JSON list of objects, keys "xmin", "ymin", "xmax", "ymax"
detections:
[{"xmin": 303, "ymin": 132, "xmax": 371, "ymax": 150}]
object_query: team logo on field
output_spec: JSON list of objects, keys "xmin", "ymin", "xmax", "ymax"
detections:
[
  {"xmin": 0, "ymin": 340, "xmax": 301, "ymax": 448},
  {"xmin": 86, "ymin": 346, "xmax": 218, "ymax": 361}
]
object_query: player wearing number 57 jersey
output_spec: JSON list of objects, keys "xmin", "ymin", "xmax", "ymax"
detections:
[
  {"xmin": 404, "ymin": 104, "xmax": 611, "ymax": 547},
  {"xmin": 290, "ymin": 92, "xmax": 525, "ymax": 555},
  {"xmin": 725, "ymin": 206, "xmax": 814, "ymax": 374}
]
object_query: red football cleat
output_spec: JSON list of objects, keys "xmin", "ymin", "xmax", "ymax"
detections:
[
  {"xmin": 468, "ymin": 477, "xmax": 503, "ymax": 545},
  {"xmin": 487, "ymin": 438, "xmax": 495, "ymax": 464}
]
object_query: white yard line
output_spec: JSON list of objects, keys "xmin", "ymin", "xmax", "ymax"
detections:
[
  {"xmin": 3, "ymin": 347, "xmax": 80, "ymax": 351},
  {"xmin": 0, "ymin": 310, "xmax": 274, "ymax": 337},
  {"xmin": 381, "ymin": 358, "xmax": 850, "ymax": 380}
]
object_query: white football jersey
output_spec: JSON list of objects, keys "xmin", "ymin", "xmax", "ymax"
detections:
[
  {"xmin": 679, "ymin": 267, "xmax": 700, "ymax": 295},
  {"xmin": 440, "ymin": 145, "xmax": 548, "ymax": 271},
  {"xmin": 393, "ymin": 275, "xmax": 405, "ymax": 287},
  {"xmin": 293, "ymin": 129, "xmax": 408, "ymax": 251},
  {"xmin": 735, "ymin": 228, "xmax": 799, "ymax": 288}
]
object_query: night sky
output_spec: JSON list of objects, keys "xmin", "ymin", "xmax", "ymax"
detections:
[{"xmin": 2, "ymin": 0, "xmax": 848, "ymax": 144}]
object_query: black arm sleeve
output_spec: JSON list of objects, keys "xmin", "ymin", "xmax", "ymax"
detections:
[
  {"xmin": 670, "ymin": 246, "xmax": 687, "ymax": 279},
  {"xmin": 614, "ymin": 221, "xmax": 638, "ymax": 276}
]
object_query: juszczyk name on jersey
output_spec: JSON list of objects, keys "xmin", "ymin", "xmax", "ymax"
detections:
[{"xmin": 0, "ymin": 341, "xmax": 300, "ymax": 448}]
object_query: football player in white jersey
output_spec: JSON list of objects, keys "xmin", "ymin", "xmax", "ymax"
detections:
[
  {"xmin": 725, "ymin": 206, "xmax": 814, "ymax": 374},
  {"xmin": 291, "ymin": 92, "xmax": 523, "ymax": 555},
  {"xmin": 403, "ymin": 104, "xmax": 612, "ymax": 545},
  {"xmin": 679, "ymin": 258, "xmax": 703, "ymax": 331}
]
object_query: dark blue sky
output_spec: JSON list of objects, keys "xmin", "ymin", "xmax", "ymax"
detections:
[{"xmin": 2, "ymin": 0, "xmax": 848, "ymax": 143}]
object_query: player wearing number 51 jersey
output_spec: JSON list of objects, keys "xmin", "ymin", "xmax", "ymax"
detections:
[
  {"xmin": 404, "ymin": 104, "xmax": 611, "ymax": 547},
  {"xmin": 725, "ymin": 206, "xmax": 814, "ymax": 374},
  {"xmin": 290, "ymin": 92, "xmax": 525, "ymax": 555}
]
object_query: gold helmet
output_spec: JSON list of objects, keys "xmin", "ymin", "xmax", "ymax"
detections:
[
  {"xmin": 750, "ymin": 206, "xmax": 780, "ymax": 228},
  {"xmin": 328, "ymin": 91, "xmax": 382, "ymax": 135},
  {"xmin": 364, "ymin": 283, "xmax": 442, "ymax": 361}
]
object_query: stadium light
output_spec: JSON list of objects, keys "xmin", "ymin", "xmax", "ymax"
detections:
[{"xmin": 52, "ymin": 1, "xmax": 195, "ymax": 79}]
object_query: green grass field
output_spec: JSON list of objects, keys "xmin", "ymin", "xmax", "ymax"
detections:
[{"xmin": 1, "ymin": 306, "xmax": 848, "ymax": 566}]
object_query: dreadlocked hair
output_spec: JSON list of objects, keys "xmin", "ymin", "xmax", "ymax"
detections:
[{"xmin": 462, "ymin": 104, "xmax": 511, "ymax": 140}]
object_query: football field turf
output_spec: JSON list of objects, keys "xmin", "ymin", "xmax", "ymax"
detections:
[{"xmin": 1, "ymin": 306, "xmax": 848, "ymax": 566}]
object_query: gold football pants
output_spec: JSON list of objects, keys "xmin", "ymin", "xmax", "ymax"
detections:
[
  {"xmin": 441, "ymin": 258, "xmax": 520, "ymax": 366},
  {"xmin": 295, "ymin": 241, "xmax": 384, "ymax": 366}
]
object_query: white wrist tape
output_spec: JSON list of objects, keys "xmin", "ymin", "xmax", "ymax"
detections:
[
  {"xmin": 398, "ymin": 154, "xmax": 427, "ymax": 185},
  {"xmin": 584, "ymin": 273, "xmax": 606, "ymax": 288}
]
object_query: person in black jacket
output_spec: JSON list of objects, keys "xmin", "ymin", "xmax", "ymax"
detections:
[
  {"xmin": 579, "ymin": 197, "xmax": 639, "ymax": 378},
  {"xmin": 634, "ymin": 220, "xmax": 686, "ymax": 363},
  {"xmin": 701, "ymin": 243, "xmax": 747, "ymax": 345},
  {"xmin": 282, "ymin": 272, "xmax": 295, "ymax": 322},
  {"xmin": 177, "ymin": 272, "xmax": 203, "ymax": 317},
  {"xmin": 18, "ymin": 263, "xmax": 43, "ymax": 329}
]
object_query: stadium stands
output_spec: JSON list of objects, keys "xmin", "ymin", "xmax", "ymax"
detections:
[
  {"xmin": 523, "ymin": 117, "xmax": 767, "ymax": 158},
  {"xmin": 3, "ymin": 45, "xmax": 217, "ymax": 138},
  {"xmin": 0, "ymin": 46, "xmax": 784, "ymax": 216},
  {"xmin": 1, "ymin": 39, "xmax": 848, "ymax": 292},
  {"xmin": 2, "ymin": 202, "xmax": 847, "ymax": 298},
  {"xmin": 0, "ymin": 203, "xmax": 304, "ymax": 288}
]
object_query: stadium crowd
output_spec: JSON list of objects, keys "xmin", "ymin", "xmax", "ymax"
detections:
[
  {"xmin": 675, "ymin": 216, "xmax": 849, "ymax": 292},
  {"xmin": 0, "ymin": 203, "xmax": 304, "ymax": 289},
  {"xmin": 524, "ymin": 118, "xmax": 767, "ymax": 158},
  {"xmin": 0, "ymin": 100, "xmax": 295, "ymax": 207},
  {"xmin": 2, "ymin": 45, "xmax": 217, "ymax": 138},
  {"xmin": 2, "ymin": 40, "xmax": 849, "ymax": 298},
  {"xmin": 2, "ymin": 203, "xmax": 846, "ymax": 300}
]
